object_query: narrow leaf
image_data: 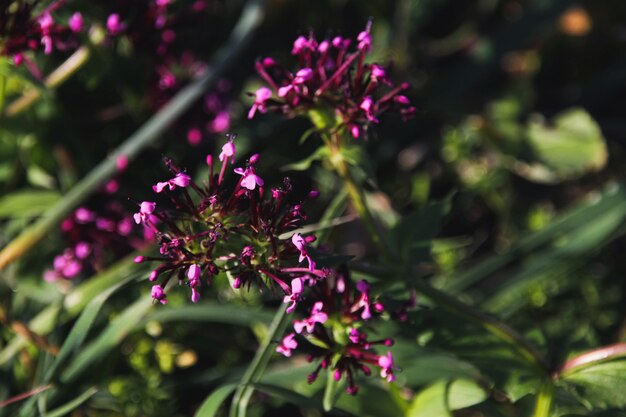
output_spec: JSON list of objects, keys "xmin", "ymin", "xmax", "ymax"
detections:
[{"xmin": 195, "ymin": 384, "xmax": 237, "ymax": 417}]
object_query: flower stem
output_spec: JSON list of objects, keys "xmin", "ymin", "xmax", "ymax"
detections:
[
  {"xmin": 532, "ymin": 381, "xmax": 554, "ymax": 417},
  {"xmin": 411, "ymin": 278, "xmax": 550, "ymax": 375},
  {"xmin": 0, "ymin": 0, "xmax": 267, "ymax": 271},
  {"xmin": 229, "ymin": 304, "xmax": 290, "ymax": 417},
  {"xmin": 324, "ymin": 135, "xmax": 396, "ymax": 261},
  {"xmin": 4, "ymin": 45, "xmax": 91, "ymax": 117}
]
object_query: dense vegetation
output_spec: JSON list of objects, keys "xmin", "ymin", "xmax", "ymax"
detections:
[{"xmin": 2, "ymin": 1, "xmax": 626, "ymax": 416}]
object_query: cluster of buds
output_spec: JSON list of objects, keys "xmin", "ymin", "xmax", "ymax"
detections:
[
  {"xmin": 276, "ymin": 270, "xmax": 396, "ymax": 394},
  {"xmin": 248, "ymin": 21, "xmax": 415, "ymax": 138},
  {"xmin": 44, "ymin": 202, "xmax": 153, "ymax": 282},
  {"xmin": 1, "ymin": 0, "xmax": 82, "ymax": 68},
  {"xmin": 133, "ymin": 137, "xmax": 322, "ymax": 309}
]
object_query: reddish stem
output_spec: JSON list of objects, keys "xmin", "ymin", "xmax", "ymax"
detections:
[{"xmin": 557, "ymin": 343, "xmax": 626, "ymax": 377}]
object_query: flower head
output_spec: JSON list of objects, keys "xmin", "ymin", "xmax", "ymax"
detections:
[{"xmin": 249, "ymin": 22, "xmax": 415, "ymax": 137}]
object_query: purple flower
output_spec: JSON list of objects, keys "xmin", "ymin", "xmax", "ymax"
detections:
[
  {"xmin": 248, "ymin": 87, "xmax": 272, "ymax": 119},
  {"xmin": 283, "ymin": 278, "xmax": 304, "ymax": 313},
  {"xmin": 291, "ymin": 233, "xmax": 315, "ymax": 271},
  {"xmin": 352, "ymin": 280, "xmax": 372, "ymax": 320},
  {"xmin": 134, "ymin": 201, "xmax": 156, "ymax": 224},
  {"xmin": 276, "ymin": 333, "xmax": 298, "ymax": 357},
  {"xmin": 68, "ymin": 12, "xmax": 83, "ymax": 33},
  {"xmin": 152, "ymin": 172, "xmax": 191, "ymax": 193},
  {"xmin": 360, "ymin": 96, "xmax": 379, "ymax": 123},
  {"xmin": 378, "ymin": 351, "xmax": 395, "ymax": 382},
  {"xmin": 234, "ymin": 167, "xmax": 264, "ymax": 191},
  {"xmin": 294, "ymin": 301, "xmax": 327, "ymax": 333},
  {"xmin": 151, "ymin": 285, "xmax": 168, "ymax": 304},
  {"xmin": 219, "ymin": 140, "xmax": 236, "ymax": 163},
  {"xmin": 356, "ymin": 23, "xmax": 372, "ymax": 52},
  {"xmin": 107, "ymin": 14, "xmax": 126, "ymax": 35}
]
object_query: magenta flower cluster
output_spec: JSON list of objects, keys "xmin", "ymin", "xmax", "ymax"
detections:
[
  {"xmin": 277, "ymin": 272, "xmax": 396, "ymax": 394},
  {"xmin": 1, "ymin": 1, "xmax": 82, "ymax": 70},
  {"xmin": 133, "ymin": 137, "xmax": 320, "ymax": 311},
  {"xmin": 44, "ymin": 202, "xmax": 153, "ymax": 282},
  {"xmin": 134, "ymin": 138, "xmax": 398, "ymax": 393},
  {"xmin": 248, "ymin": 21, "xmax": 416, "ymax": 138}
]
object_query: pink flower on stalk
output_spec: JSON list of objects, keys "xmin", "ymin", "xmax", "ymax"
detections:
[
  {"xmin": 357, "ymin": 23, "xmax": 372, "ymax": 52},
  {"xmin": 234, "ymin": 167, "xmax": 264, "ymax": 191},
  {"xmin": 151, "ymin": 285, "xmax": 168, "ymax": 304},
  {"xmin": 294, "ymin": 302, "xmax": 327, "ymax": 333},
  {"xmin": 352, "ymin": 280, "xmax": 372, "ymax": 320},
  {"xmin": 68, "ymin": 12, "xmax": 83, "ymax": 33},
  {"xmin": 360, "ymin": 96, "xmax": 379, "ymax": 123},
  {"xmin": 106, "ymin": 14, "xmax": 126, "ymax": 35},
  {"xmin": 152, "ymin": 172, "xmax": 191, "ymax": 193},
  {"xmin": 278, "ymin": 68, "xmax": 313, "ymax": 97},
  {"xmin": 291, "ymin": 233, "xmax": 315, "ymax": 271},
  {"xmin": 276, "ymin": 333, "xmax": 298, "ymax": 357},
  {"xmin": 248, "ymin": 87, "xmax": 272, "ymax": 119},
  {"xmin": 188, "ymin": 264, "xmax": 202, "ymax": 302},
  {"xmin": 219, "ymin": 141, "xmax": 236, "ymax": 163},
  {"xmin": 283, "ymin": 278, "xmax": 303, "ymax": 313},
  {"xmin": 134, "ymin": 201, "xmax": 156, "ymax": 224},
  {"xmin": 378, "ymin": 351, "xmax": 395, "ymax": 382},
  {"xmin": 292, "ymin": 36, "xmax": 315, "ymax": 55},
  {"xmin": 38, "ymin": 12, "xmax": 54, "ymax": 54}
]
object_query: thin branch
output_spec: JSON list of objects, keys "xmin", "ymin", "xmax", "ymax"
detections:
[{"xmin": 0, "ymin": 384, "xmax": 53, "ymax": 408}]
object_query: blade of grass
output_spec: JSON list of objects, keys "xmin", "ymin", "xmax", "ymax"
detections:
[
  {"xmin": 41, "ymin": 386, "xmax": 98, "ymax": 417},
  {"xmin": 229, "ymin": 305, "xmax": 290, "ymax": 417},
  {"xmin": 0, "ymin": 255, "xmax": 146, "ymax": 366},
  {"xmin": 60, "ymin": 296, "xmax": 153, "ymax": 383},
  {"xmin": 441, "ymin": 184, "xmax": 626, "ymax": 294},
  {"xmin": 195, "ymin": 384, "xmax": 238, "ymax": 417}
]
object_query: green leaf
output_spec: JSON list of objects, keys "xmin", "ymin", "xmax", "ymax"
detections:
[
  {"xmin": 334, "ymin": 382, "xmax": 406, "ymax": 417},
  {"xmin": 441, "ymin": 183, "xmax": 626, "ymax": 295},
  {"xmin": 323, "ymin": 358, "xmax": 342, "ymax": 412},
  {"xmin": 400, "ymin": 353, "xmax": 482, "ymax": 387},
  {"xmin": 0, "ymin": 189, "xmax": 61, "ymax": 219},
  {"xmin": 195, "ymin": 384, "xmax": 237, "ymax": 417},
  {"xmin": 390, "ymin": 196, "xmax": 452, "ymax": 264},
  {"xmin": 144, "ymin": 304, "xmax": 274, "ymax": 327},
  {"xmin": 44, "ymin": 387, "xmax": 98, "ymax": 417},
  {"xmin": 407, "ymin": 379, "xmax": 487, "ymax": 417},
  {"xmin": 561, "ymin": 360, "xmax": 626, "ymax": 410},
  {"xmin": 282, "ymin": 146, "xmax": 329, "ymax": 171},
  {"xmin": 44, "ymin": 277, "xmax": 133, "ymax": 383},
  {"xmin": 253, "ymin": 383, "xmax": 327, "ymax": 411},
  {"xmin": 524, "ymin": 108, "xmax": 607, "ymax": 183}
]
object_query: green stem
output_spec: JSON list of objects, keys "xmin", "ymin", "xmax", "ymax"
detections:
[
  {"xmin": 4, "ymin": 45, "xmax": 91, "ymax": 117},
  {"xmin": 229, "ymin": 304, "xmax": 290, "ymax": 417},
  {"xmin": 532, "ymin": 381, "xmax": 554, "ymax": 417},
  {"xmin": 0, "ymin": 73, "xmax": 6, "ymax": 113},
  {"xmin": 411, "ymin": 278, "xmax": 550, "ymax": 375},
  {"xmin": 324, "ymin": 135, "xmax": 396, "ymax": 261},
  {"xmin": 0, "ymin": 0, "xmax": 267, "ymax": 271}
]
